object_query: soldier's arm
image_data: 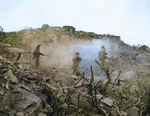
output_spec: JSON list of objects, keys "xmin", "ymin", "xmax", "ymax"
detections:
[
  {"xmin": 105, "ymin": 52, "xmax": 109, "ymax": 59},
  {"xmin": 78, "ymin": 56, "xmax": 82, "ymax": 60},
  {"xmin": 73, "ymin": 57, "xmax": 75, "ymax": 62},
  {"xmin": 39, "ymin": 52, "xmax": 45, "ymax": 56}
]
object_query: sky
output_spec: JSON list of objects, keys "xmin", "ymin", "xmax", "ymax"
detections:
[{"xmin": 0, "ymin": 0, "xmax": 150, "ymax": 46}]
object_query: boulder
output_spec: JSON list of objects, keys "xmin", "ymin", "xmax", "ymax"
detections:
[
  {"xmin": 136, "ymin": 54, "xmax": 148, "ymax": 62},
  {"xmin": 14, "ymin": 86, "xmax": 41, "ymax": 115}
]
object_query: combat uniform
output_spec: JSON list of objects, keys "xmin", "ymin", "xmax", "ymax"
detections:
[
  {"xmin": 72, "ymin": 54, "xmax": 82, "ymax": 75},
  {"xmin": 33, "ymin": 44, "xmax": 44, "ymax": 69},
  {"xmin": 99, "ymin": 47, "xmax": 109, "ymax": 71},
  {"xmin": 99, "ymin": 48, "xmax": 106, "ymax": 62}
]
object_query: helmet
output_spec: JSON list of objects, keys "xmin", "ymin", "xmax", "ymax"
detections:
[
  {"xmin": 37, "ymin": 44, "xmax": 41, "ymax": 47},
  {"xmin": 101, "ymin": 45, "xmax": 105, "ymax": 49},
  {"xmin": 75, "ymin": 51, "xmax": 79, "ymax": 55}
]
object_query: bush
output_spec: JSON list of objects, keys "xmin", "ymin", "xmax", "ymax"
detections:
[{"xmin": 109, "ymin": 78, "xmax": 150, "ymax": 115}]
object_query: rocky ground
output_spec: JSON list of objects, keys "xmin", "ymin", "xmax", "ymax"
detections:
[{"xmin": 0, "ymin": 48, "xmax": 150, "ymax": 116}]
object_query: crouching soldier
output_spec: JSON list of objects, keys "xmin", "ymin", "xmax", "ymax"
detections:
[
  {"xmin": 33, "ymin": 44, "xmax": 44, "ymax": 69},
  {"xmin": 72, "ymin": 51, "xmax": 82, "ymax": 75}
]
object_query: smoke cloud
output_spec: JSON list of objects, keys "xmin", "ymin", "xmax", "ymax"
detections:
[
  {"xmin": 39, "ymin": 37, "xmax": 135, "ymax": 76},
  {"xmin": 70, "ymin": 37, "xmax": 135, "ymax": 75}
]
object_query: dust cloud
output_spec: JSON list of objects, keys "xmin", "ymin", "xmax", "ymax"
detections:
[{"xmin": 40, "ymin": 44, "xmax": 74, "ymax": 68}]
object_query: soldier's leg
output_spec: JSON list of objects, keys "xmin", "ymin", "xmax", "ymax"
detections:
[
  {"xmin": 72, "ymin": 65, "xmax": 76, "ymax": 75},
  {"xmin": 76, "ymin": 65, "xmax": 80, "ymax": 76},
  {"xmin": 34, "ymin": 57, "xmax": 38, "ymax": 69},
  {"xmin": 73, "ymin": 65, "xmax": 78, "ymax": 75},
  {"xmin": 37, "ymin": 57, "xmax": 39, "ymax": 68},
  {"xmin": 76, "ymin": 66, "xmax": 79, "ymax": 73}
]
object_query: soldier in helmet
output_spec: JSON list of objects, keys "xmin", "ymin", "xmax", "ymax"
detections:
[
  {"xmin": 99, "ymin": 45, "xmax": 107, "ymax": 62},
  {"xmin": 99, "ymin": 45, "xmax": 117, "ymax": 73},
  {"xmin": 72, "ymin": 51, "xmax": 82, "ymax": 75},
  {"xmin": 99, "ymin": 45, "xmax": 109, "ymax": 71},
  {"xmin": 33, "ymin": 44, "xmax": 44, "ymax": 69}
]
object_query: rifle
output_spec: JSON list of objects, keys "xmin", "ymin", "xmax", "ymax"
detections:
[{"xmin": 21, "ymin": 51, "xmax": 49, "ymax": 57}]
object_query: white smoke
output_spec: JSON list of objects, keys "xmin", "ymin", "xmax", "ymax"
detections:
[
  {"xmin": 39, "ymin": 37, "xmax": 135, "ymax": 75},
  {"xmin": 70, "ymin": 37, "xmax": 134, "ymax": 75},
  {"xmin": 70, "ymin": 37, "xmax": 124, "ymax": 61}
]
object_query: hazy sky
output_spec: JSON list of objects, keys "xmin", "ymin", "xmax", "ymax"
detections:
[{"xmin": 0, "ymin": 0, "xmax": 150, "ymax": 46}]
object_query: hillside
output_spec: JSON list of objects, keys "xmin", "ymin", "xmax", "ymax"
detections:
[{"xmin": 0, "ymin": 25, "xmax": 150, "ymax": 116}]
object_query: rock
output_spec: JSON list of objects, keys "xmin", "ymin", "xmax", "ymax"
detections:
[
  {"xmin": 16, "ymin": 112, "xmax": 24, "ymax": 116},
  {"xmin": 120, "ymin": 111, "xmax": 127, "ymax": 116},
  {"xmin": 21, "ymin": 63, "xmax": 31, "ymax": 70},
  {"xmin": 136, "ymin": 54, "xmax": 148, "ymax": 62},
  {"xmin": 32, "ymin": 72, "xmax": 38, "ymax": 78},
  {"xmin": 18, "ymin": 62, "xmax": 31, "ymax": 71},
  {"xmin": 7, "ymin": 70, "xmax": 18, "ymax": 83},
  {"xmin": 38, "ymin": 113, "xmax": 47, "ymax": 116},
  {"xmin": 0, "ymin": 90, "xmax": 4, "ymax": 95},
  {"xmin": 95, "ymin": 94, "xmax": 103, "ymax": 104},
  {"xmin": 126, "ymin": 107, "xmax": 139, "ymax": 116},
  {"xmin": 96, "ymin": 94, "xmax": 103, "ymax": 99},
  {"xmin": 8, "ymin": 48, "xmax": 24, "ymax": 53},
  {"xmin": 26, "ymin": 72, "xmax": 38, "ymax": 79},
  {"xmin": 120, "ymin": 71, "xmax": 136, "ymax": 80},
  {"xmin": 101, "ymin": 98, "xmax": 113, "ymax": 106},
  {"xmin": 2, "ymin": 83, "xmax": 5, "ymax": 87},
  {"xmin": 15, "ymin": 87, "xmax": 41, "ymax": 116},
  {"xmin": 3, "ymin": 43, "xmax": 11, "ymax": 47},
  {"xmin": 110, "ymin": 110, "xmax": 118, "ymax": 116},
  {"xmin": 18, "ymin": 64, "xmax": 24, "ymax": 70}
]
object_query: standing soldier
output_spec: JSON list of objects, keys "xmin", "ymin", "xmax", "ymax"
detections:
[
  {"xmin": 99, "ymin": 45, "xmax": 117, "ymax": 75},
  {"xmin": 33, "ymin": 44, "xmax": 44, "ymax": 69},
  {"xmin": 99, "ymin": 45, "xmax": 109, "ymax": 71},
  {"xmin": 72, "ymin": 51, "xmax": 82, "ymax": 75},
  {"xmin": 99, "ymin": 45, "xmax": 107, "ymax": 62}
]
